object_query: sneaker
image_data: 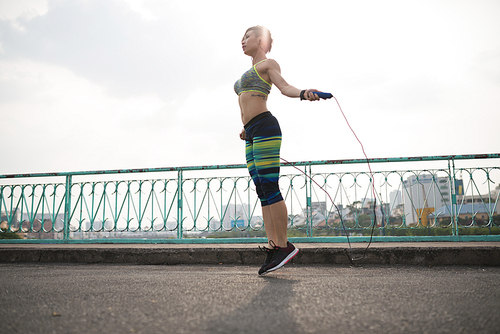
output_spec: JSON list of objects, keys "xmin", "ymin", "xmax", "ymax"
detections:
[
  {"xmin": 258, "ymin": 242, "xmax": 299, "ymax": 275},
  {"xmin": 258, "ymin": 245, "xmax": 275, "ymax": 273}
]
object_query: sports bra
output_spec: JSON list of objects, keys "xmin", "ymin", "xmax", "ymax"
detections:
[{"xmin": 234, "ymin": 60, "xmax": 272, "ymax": 96}]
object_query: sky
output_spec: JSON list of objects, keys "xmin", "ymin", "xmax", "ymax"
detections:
[{"xmin": 0, "ymin": 0, "xmax": 499, "ymax": 175}]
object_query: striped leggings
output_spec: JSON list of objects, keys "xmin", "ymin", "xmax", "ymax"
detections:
[{"xmin": 244, "ymin": 111, "xmax": 283, "ymax": 207}]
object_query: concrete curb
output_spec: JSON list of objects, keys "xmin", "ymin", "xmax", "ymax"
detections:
[{"xmin": 1, "ymin": 243, "xmax": 500, "ymax": 266}]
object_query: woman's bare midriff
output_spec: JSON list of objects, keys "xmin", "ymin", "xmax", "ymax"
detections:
[{"xmin": 238, "ymin": 92, "xmax": 269, "ymax": 125}]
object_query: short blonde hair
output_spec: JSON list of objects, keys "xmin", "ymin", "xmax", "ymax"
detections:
[{"xmin": 244, "ymin": 25, "xmax": 273, "ymax": 53}]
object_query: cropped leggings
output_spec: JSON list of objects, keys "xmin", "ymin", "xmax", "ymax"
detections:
[{"xmin": 244, "ymin": 111, "xmax": 283, "ymax": 207}]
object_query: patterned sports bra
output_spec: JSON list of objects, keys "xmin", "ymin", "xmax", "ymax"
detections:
[{"xmin": 234, "ymin": 60, "xmax": 272, "ymax": 96}]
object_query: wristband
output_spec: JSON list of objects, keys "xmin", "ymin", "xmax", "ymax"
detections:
[{"xmin": 300, "ymin": 90, "xmax": 306, "ymax": 101}]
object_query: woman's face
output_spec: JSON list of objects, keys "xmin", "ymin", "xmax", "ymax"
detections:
[{"xmin": 241, "ymin": 30, "xmax": 259, "ymax": 56}]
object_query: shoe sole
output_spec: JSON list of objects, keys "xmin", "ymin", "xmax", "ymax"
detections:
[{"xmin": 259, "ymin": 248, "xmax": 299, "ymax": 275}]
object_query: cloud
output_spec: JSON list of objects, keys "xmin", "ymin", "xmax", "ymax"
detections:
[
  {"xmin": 1, "ymin": 0, "xmax": 499, "ymax": 176},
  {"xmin": 0, "ymin": 0, "xmax": 49, "ymax": 28},
  {"xmin": 0, "ymin": 0, "xmax": 242, "ymax": 101},
  {"xmin": 0, "ymin": 57, "xmax": 244, "ymax": 173}
]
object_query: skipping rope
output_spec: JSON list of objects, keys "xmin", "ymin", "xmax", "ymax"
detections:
[{"xmin": 281, "ymin": 92, "xmax": 382, "ymax": 264}]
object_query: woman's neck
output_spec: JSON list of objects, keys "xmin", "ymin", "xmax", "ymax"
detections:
[
  {"xmin": 251, "ymin": 49, "xmax": 267, "ymax": 66},
  {"xmin": 252, "ymin": 57, "xmax": 266, "ymax": 66}
]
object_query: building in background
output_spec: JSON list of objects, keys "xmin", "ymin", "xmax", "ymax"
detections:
[{"xmin": 402, "ymin": 174, "xmax": 452, "ymax": 226}]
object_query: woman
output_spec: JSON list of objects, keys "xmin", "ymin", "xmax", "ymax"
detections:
[{"xmin": 234, "ymin": 25, "xmax": 324, "ymax": 275}]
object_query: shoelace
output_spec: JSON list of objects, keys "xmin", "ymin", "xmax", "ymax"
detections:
[
  {"xmin": 259, "ymin": 240, "xmax": 278, "ymax": 264},
  {"xmin": 258, "ymin": 246, "xmax": 272, "ymax": 253}
]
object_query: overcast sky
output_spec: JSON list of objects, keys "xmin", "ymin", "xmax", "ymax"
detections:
[{"xmin": 1, "ymin": 0, "xmax": 499, "ymax": 175}]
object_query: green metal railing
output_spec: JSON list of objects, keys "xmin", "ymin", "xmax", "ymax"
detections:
[{"xmin": 1, "ymin": 154, "xmax": 499, "ymax": 243}]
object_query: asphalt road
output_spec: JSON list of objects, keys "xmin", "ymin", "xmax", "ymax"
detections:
[{"xmin": 1, "ymin": 263, "xmax": 499, "ymax": 334}]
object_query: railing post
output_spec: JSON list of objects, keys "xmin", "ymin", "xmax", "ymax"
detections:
[
  {"xmin": 306, "ymin": 165, "xmax": 313, "ymax": 237},
  {"xmin": 63, "ymin": 174, "xmax": 72, "ymax": 242},
  {"xmin": 177, "ymin": 169, "xmax": 183, "ymax": 239},
  {"xmin": 449, "ymin": 159, "xmax": 458, "ymax": 236}
]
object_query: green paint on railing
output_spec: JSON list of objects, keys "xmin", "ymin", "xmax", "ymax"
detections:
[
  {"xmin": 1, "ymin": 235, "xmax": 499, "ymax": 244},
  {"xmin": 1, "ymin": 154, "xmax": 499, "ymax": 244},
  {"xmin": 2, "ymin": 154, "xmax": 499, "ymax": 179}
]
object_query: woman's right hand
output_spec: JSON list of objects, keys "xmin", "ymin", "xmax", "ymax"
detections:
[
  {"xmin": 239, "ymin": 128, "xmax": 246, "ymax": 140},
  {"xmin": 303, "ymin": 89, "xmax": 321, "ymax": 101}
]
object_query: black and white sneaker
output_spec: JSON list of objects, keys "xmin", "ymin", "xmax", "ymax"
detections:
[{"xmin": 258, "ymin": 242, "xmax": 299, "ymax": 275}]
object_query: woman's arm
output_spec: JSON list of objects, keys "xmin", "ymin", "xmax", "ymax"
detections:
[{"xmin": 265, "ymin": 59, "xmax": 320, "ymax": 101}]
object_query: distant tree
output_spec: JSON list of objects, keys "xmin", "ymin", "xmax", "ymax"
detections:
[
  {"xmin": 346, "ymin": 201, "xmax": 361, "ymax": 217},
  {"xmin": 358, "ymin": 214, "xmax": 372, "ymax": 227},
  {"xmin": 0, "ymin": 228, "xmax": 22, "ymax": 239}
]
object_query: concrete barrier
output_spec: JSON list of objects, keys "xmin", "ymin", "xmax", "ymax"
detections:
[{"xmin": 1, "ymin": 242, "xmax": 499, "ymax": 266}]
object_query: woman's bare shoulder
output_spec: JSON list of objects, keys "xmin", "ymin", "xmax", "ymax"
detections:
[{"xmin": 262, "ymin": 58, "xmax": 281, "ymax": 72}]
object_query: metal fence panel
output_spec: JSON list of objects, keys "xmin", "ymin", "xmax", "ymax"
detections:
[{"xmin": 1, "ymin": 154, "xmax": 499, "ymax": 243}]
